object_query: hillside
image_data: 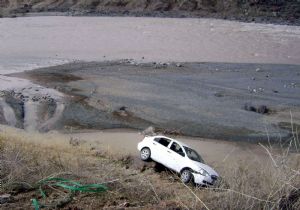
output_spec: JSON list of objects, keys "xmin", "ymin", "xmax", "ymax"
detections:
[
  {"xmin": 0, "ymin": 125, "xmax": 299, "ymax": 209},
  {"xmin": 0, "ymin": 0, "xmax": 300, "ymax": 24}
]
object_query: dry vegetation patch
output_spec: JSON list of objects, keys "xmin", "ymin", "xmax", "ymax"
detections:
[
  {"xmin": 0, "ymin": 131, "xmax": 162, "ymax": 209},
  {"xmin": 0, "ymin": 128, "xmax": 299, "ymax": 209}
]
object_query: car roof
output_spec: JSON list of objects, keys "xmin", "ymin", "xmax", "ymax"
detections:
[{"xmin": 150, "ymin": 135, "xmax": 190, "ymax": 148}]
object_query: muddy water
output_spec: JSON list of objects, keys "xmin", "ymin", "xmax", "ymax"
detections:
[{"xmin": 0, "ymin": 16, "xmax": 300, "ymax": 75}]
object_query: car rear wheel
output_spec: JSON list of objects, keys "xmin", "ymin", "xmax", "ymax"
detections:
[
  {"xmin": 140, "ymin": 147, "xmax": 151, "ymax": 161},
  {"xmin": 181, "ymin": 169, "xmax": 193, "ymax": 184}
]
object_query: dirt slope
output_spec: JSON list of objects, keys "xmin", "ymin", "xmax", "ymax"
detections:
[{"xmin": 1, "ymin": 0, "xmax": 300, "ymax": 24}]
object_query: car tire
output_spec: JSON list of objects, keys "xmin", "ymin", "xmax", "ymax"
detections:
[
  {"xmin": 181, "ymin": 169, "xmax": 193, "ymax": 184},
  {"xmin": 140, "ymin": 147, "xmax": 151, "ymax": 161}
]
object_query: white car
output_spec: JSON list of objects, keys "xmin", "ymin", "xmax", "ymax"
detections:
[{"xmin": 137, "ymin": 135, "xmax": 219, "ymax": 186}]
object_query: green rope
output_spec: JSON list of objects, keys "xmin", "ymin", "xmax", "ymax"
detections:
[
  {"xmin": 32, "ymin": 177, "xmax": 108, "ymax": 209},
  {"xmin": 32, "ymin": 199, "xmax": 40, "ymax": 210}
]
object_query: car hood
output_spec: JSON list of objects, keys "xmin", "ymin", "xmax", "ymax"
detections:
[{"xmin": 191, "ymin": 161, "xmax": 219, "ymax": 177}]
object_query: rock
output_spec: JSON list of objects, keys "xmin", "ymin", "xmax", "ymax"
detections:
[
  {"xmin": 119, "ymin": 106, "xmax": 127, "ymax": 111},
  {"xmin": 32, "ymin": 96, "xmax": 39, "ymax": 102},
  {"xmin": 214, "ymin": 92, "xmax": 224, "ymax": 97},
  {"xmin": 244, "ymin": 103, "xmax": 269, "ymax": 114},
  {"xmin": 0, "ymin": 194, "xmax": 12, "ymax": 204},
  {"xmin": 142, "ymin": 126, "xmax": 156, "ymax": 136},
  {"xmin": 245, "ymin": 104, "xmax": 257, "ymax": 113},
  {"xmin": 114, "ymin": 106, "xmax": 129, "ymax": 117},
  {"xmin": 120, "ymin": 202, "xmax": 130, "ymax": 207},
  {"xmin": 257, "ymin": 105, "xmax": 268, "ymax": 114},
  {"xmin": 131, "ymin": 157, "xmax": 156, "ymax": 172}
]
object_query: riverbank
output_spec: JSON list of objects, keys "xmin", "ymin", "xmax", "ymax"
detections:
[{"xmin": 1, "ymin": 0, "xmax": 299, "ymax": 25}]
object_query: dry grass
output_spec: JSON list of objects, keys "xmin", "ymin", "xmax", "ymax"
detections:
[
  {"xmin": 0, "ymin": 129, "xmax": 162, "ymax": 209},
  {"xmin": 0, "ymin": 126, "xmax": 299, "ymax": 209}
]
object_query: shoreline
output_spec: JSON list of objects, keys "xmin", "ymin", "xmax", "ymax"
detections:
[{"xmin": 5, "ymin": 12, "xmax": 300, "ymax": 26}]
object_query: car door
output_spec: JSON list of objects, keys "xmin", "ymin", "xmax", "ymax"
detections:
[
  {"xmin": 150, "ymin": 137, "xmax": 171, "ymax": 165},
  {"xmin": 167, "ymin": 141, "xmax": 186, "ymax": 173}
]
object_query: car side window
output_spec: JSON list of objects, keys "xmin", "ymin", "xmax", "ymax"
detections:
[
  {"xmin": 154, "ymin": 138, "xmax": 171, "ymax": 147},
  {"xmin": 170, "ymin": 142, "xmax": 185, "ymax": 157}
]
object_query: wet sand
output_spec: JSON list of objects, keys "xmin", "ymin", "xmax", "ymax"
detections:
[{"xmin": 14, "ymin": 61, "xmax": 300, "ymax": 142}]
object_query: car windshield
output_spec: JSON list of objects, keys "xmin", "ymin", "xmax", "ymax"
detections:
[{"xmin": 183, "ymin": 146, "xmax": 204, "ymax": 163}]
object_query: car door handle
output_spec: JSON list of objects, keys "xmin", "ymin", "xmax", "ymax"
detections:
[
  {"xmin": 153, "ymin": 142, "xmax": 156, "ymax": 145},
  {"xmin": 167, "ymin": 151, "xmax": 171, "ymax": 153}
]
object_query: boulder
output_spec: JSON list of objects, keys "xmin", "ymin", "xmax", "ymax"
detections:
[{"xmin": 0, "ymin": 194, "xmax": 11, "ymax": 204}]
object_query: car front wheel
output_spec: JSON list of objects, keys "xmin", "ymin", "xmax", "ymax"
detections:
[
  {"xmin": 181, "ymin": 169, "xmax": 193, "ymax": 184},
  {"xmin": 140, "ymin": 147, "xmax": 151, "ymax": 161}
]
